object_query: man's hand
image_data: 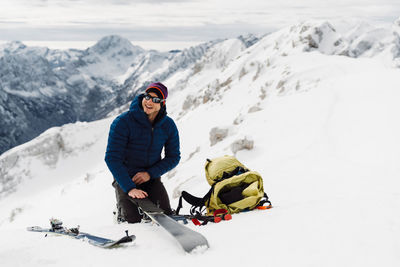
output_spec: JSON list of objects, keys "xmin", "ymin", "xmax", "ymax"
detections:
[
  {"xmin": 132, "ymin": 172, "xmax": 151, "ymax": 185},
  {"xmin": 128, "ymin": 188, "xmax": 148, "ymax": 199}
]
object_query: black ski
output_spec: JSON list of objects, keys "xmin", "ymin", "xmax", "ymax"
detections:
[
  {"xmin": 131, "ymin": 198, "xmax": 209, "ymax": 253},
  {"xmin": 27, "ymin": 219, "xmax": 135, "ymax": 248}
]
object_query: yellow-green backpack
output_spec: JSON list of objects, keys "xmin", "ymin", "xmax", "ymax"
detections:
[{"xmin": 176, "ymin": 155, "xmax": 271, "ymax": 219}]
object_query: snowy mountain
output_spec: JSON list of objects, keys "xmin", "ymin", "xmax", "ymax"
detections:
[
  {"xmin": 0, "ymin": 35, "xmax": 221, "ymax": 155},
  {"xmin": 2, "ymin": 20, "xmax": 400, "ymax": 156},
  {"xmin": 1, "ymin": 19, "xmax": 400, "ymax": 266}
]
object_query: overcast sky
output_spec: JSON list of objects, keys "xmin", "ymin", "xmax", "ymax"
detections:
[{"xmin": 1, "ymin": 0, "xmax": 400, "ymax": 43}]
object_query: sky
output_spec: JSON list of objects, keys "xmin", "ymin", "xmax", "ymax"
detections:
[{"xmin": 0, "ymin": 0, "xmax": 400, "ymax": 49}]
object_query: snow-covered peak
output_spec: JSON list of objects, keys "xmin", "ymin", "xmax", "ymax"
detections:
[
  {"xmin": 246, "ymin": 19, "xmax": 400, "ymax": 67},
  {"xmin": 344, "ymin": 21, "xmax": 376, "ymax": 43},
  {"xmin": 88, "ymin": 35, "xmax": 144, "ymax": 57},
  {"xmin": 347, "ymin": 27, "xmax": 393, "ymax": 57},
  {"xmin": 194, "ymin": 38, "xmax": 247, "ymax": 70},
  {"xmin": 0, "ymin": 51, "xmax": 61, "ymax": 95},
  {"xmin": 259, "ymin": 20, "xmax": 347, "ymax": 56},
  {"xmin": 0, "ymin": 41, "xmax": 27, "ymax": 55},
  {"xmin": 79, "ymin": 35, "xmax": 146, "ymax": 80},
  {"xmin": 343, "ymin": 22, "xmax": 400, "ymax": 67},
  {"xmin": 237, "ymin": 33, "xmax": 263, "ymax": 48}
]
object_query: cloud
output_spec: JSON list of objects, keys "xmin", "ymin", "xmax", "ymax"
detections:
[
  {"xmin": 0, "ymin": 22, "xmax": 273, "ymax": 42},
  {"xmin": 0, "ymin": 0, "xmax": 399, "ymax": 42}
]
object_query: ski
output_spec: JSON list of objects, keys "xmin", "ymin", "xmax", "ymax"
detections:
[
  {"xmin": 27, "ymin": 218, "xmax": 135, "ymax": 248},
  {"xmin": 131, "ymin": 198, "xmax": 209, "ymax": 253}
]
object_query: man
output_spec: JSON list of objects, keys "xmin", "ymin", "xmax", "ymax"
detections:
[{"xmin": 105, "ymin": 82, "xmax": 180, "ymax": 223}]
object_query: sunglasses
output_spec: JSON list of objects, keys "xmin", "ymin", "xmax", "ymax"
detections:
[{"xmin": 144, "ymin": 93, "xmax": 165, "ymax": 104}]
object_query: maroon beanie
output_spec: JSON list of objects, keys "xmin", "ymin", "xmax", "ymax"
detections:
[{"xmin": 145, "ymin": 82, "xmax": 168, "ymax": 100}]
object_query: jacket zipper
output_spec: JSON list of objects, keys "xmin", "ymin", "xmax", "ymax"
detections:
[{"xmin": 146, "ymin": 127, "xmax": 154, "ymax": 166}]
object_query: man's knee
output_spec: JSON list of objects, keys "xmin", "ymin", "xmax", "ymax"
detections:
[
  {"xmin": 146, "ymin": 179, "xmax": 172, "ymax": 214},
  {"xmin": 118, "ymin": 199, "xmax": 141, "ymax": 223}
]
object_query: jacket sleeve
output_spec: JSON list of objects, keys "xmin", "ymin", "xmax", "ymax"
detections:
[
  {"xmin": 147, "ymin": 119, "xmax": 181, "ymax": 178},
  {"xmin": 104, "ymin": 116, "xmax": 137, "ymax": 193}
]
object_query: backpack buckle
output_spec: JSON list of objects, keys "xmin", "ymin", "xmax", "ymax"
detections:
[{"xmin": 213, "ymin": 209, "xmax": 232, "ymax": 222}]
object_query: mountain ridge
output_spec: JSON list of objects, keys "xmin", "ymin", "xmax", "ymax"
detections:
[
  {"xmin": 0, "ymin": 36, "xmax": 222, "ymax": 154},
  {"xmin": 1, "ymin": 19, "xmax": 400, "ymax": 156}
]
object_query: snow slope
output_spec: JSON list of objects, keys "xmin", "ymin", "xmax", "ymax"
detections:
[{"xmin": 1, "ymin": 20, "xmax": 400, "ymax": 267}]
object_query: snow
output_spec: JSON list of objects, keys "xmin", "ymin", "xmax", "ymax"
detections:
[{"xmin": 1, "ymin": 20, "xmax": 400, "ymax": 267}]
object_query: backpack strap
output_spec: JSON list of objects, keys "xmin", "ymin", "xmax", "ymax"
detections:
[
  {"xmin": 256, "ymin": 193, "xmax": 273, "ymax": 209},
  {"xmin": 176, "ymin": 191, "xmax": 206, "ymax": 216},
  {"xmin": 202, "ymin": 186, "xmax": 214, "ymax": 209}
]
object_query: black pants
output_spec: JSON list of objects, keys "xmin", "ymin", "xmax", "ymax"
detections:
[{"xmin": 113, "ymin": 178, "xmax": 172, "ymax": 223}]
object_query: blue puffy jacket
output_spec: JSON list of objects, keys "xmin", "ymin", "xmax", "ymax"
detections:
[{"xmin": 105, "ymin": 94, "xmax": 181, "ymax": 193}]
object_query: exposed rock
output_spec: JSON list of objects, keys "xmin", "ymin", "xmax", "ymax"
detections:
[
  {"xmin": 248, "ymin": 105, "xmax": 262, "ymax": 113},
  {"xmin": 209, "ymin": 127, "xmax": 229, "ymax": 146},
  {"xmin": 231, "ymin": 137, "xmax": 254, "ymax": 154}
]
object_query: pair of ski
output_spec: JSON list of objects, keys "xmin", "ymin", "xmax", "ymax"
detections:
[{"xmin": 28, "ymin": 198, "xmax": 209, "ymax": 253}]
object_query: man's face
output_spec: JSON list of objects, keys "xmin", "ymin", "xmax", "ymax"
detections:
[{"xmin": 142, "ymin": 92, "xmax": 161, "ymax": 116}]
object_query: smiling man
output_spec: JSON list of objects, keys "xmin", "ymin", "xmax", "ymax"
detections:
[{"xmin": 105, "ymin": 82, "xmax": 181, "ymax": 223}]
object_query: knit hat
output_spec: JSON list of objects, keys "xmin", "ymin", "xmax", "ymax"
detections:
[{"xmin": 145, "ymin": 82, "xmax": 168, "ymax": 100}]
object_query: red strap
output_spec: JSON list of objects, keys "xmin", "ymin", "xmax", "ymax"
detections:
[
  {"xmin": 256, "ymin": 204, "xmax": 273, "ymax": 210},
  {"xmin": 214, "ymin": 209, "xmax": 232, "ymax": 221},
  {"xmin": 214, "ymin": 216, "xmax": 222, "ymax": 223},
  {"xmin": 191, "ymin": 218, "xmax": 201, "ymax": 226},
  {"xmin": 223, "ymin": 214, "xmax": 232, "ymax": 221},
  {"xmin": 213, "ymin": 209, "xmax": 228, "ymax": 216}
]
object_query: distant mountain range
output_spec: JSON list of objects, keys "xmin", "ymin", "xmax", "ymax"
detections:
[
  {"xmin": 1, "ymin": 19, "xmax": 400, "ymax": 155},
  {"xmin": 0, "ymin": 35, "xmax": 227, "ymax": 155}
]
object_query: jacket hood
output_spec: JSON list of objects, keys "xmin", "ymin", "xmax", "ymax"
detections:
[{"xmin": 129, "ymin": 94, "xmax": 167, "ymax": 126}]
